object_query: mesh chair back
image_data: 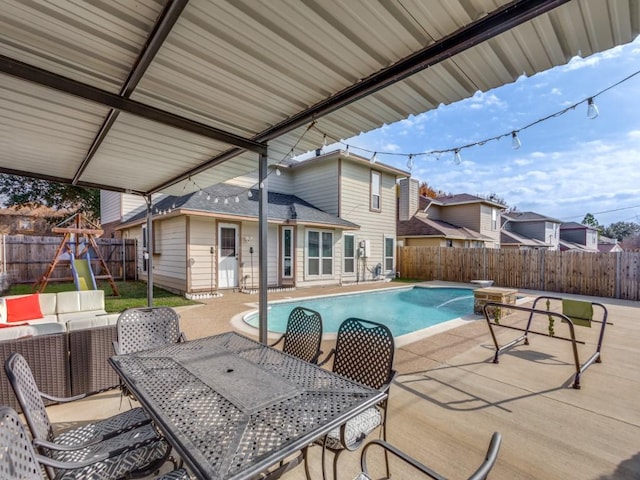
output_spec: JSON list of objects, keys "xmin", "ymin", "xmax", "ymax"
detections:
[
  {"xmin": 4, "ymin": 353, "xmax": 55, "ymax": 443},
  {"xmin": 282, "ymin": 307, "xmax": 323, "ymax": 363},
  {"xmin": 0, "ymin": 406, "xmax": 42, "ymax": 480},
  {"xmin": 333, "ymin": 318, "xmax": 394, "ymax": 390},
  {"xmin": 116, "ymin": 307, "xmax": 182, "ymax": 355}
]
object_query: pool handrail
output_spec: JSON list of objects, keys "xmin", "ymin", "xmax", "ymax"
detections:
[{"xmin": 483, "ymin": 297, "xmax": 610, "ymax": 389}]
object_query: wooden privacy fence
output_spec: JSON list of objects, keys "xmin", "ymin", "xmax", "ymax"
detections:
[
  {"xmin": 0, "ymin": 235, "xmax": 137, "ymax": 284},
  {"xmin": 397, "ymin": 246, "xmax": 640, "ymax": 301}
]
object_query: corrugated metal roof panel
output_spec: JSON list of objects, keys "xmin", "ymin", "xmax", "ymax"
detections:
[{"xmin": 0, "ymin": 0, "xmax": 638, "ymax": 196}]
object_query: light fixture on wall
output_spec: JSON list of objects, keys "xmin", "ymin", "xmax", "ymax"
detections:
[{"xmin": 244, "ymin": 236, "xmax": 254, "ymax": 243}]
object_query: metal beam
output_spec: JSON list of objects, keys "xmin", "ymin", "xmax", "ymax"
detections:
[
  {"xmin": 72, "ymin": 0, "xmax": 190, "ymax": 185},
  {"xmin": 0, "ymin": 55, "xmax": 266, "ymax": 154},
  {"xmin": 254, "ymin": 0, "xmax": 570, "ymax": 140},
  {"xmin": 149, "ymin": 0, "xmax": 568, "ymax": 193}
]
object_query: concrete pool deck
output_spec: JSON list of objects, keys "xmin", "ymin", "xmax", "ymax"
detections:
[{"xmin": 43, "ymin": 281, "xmax": 640, "ymax": 479}]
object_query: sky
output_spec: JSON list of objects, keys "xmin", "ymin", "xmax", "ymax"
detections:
[{"xmin": 322, "ymin": 35, "xmax": 640, "ymax": 227}]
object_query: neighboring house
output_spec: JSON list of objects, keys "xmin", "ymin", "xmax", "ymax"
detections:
[
  {"xmin": 105, "ymin": 150, "xmax": 408, "ymax": 294},
  {"xmin": 397, "ymin": 178, "xmax": 504, "ymax": 248},
  {"xmin": 598, "ymin": 235, "xmax": 624, "ymax": 253},
  {"xmin": 559, "ymin": 222, "xmax": 599, "ymax": 252},
  {"xmin": 0, "ymin": 206, "xmax": 69, "ymax": 236},
  {"xmin": 500, "ymin": 211, "xmax": 562, "ymax": 250}
]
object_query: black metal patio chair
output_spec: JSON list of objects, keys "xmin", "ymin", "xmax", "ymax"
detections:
[
  {"xmin": 270, "ymin": 306, "xmax": 323, "ymax": 363},
  {"xmin": 4, "ymin": 353, "xmax": 172, "ymax": 480},
  {"xmin": 113, "ymin": 307, "xmax": 186, "ymax": 356},
  {"xmin": 312, "ymin": 317, "xmax": 396, "ymax": 480},
  {"xmin": 0, "ymin": 405, "xmax": 191, "ymax": 480},
  {"xmin": 355, "ymin": 432, "xmax": 502, "ymax": 480}
]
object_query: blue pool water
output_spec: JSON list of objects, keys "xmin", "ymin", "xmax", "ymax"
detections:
[{"xmin": 244, "ymin": 287, "xmax": 474, "ymax": 336}]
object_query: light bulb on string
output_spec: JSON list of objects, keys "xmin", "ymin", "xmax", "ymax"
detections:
[
  {"xmin": 198, "ymin": 190, "xmax": 203, "ymax": 196},
  {"xmin": 406, "ymin": 154, "xmax": 414, "ymax": 172},
  {"xmin": 259, "ymin": 182, "xmax": 264, "ymax": 189},
  {"xmin": 224, "ymin": 198, "xmax": 229, "ymax": 205},
  {"xmin": 235, "ymin": 196, "xmax": 240, "ymax": 203},
  {"xmin": 247, "ymin": 190, "xmax": 253, "ymax": 198},
  {"xmin": 344, "ymin": 145, "xmax": 350, "ymax": 157},
  {"xmin": 321, "ymin": 134, "xmax": 327, "ymax": 153},
  {"xmin": 275, "ymin": 168, "xmax": 281, "ymax": 176},
  {"xmin": 454, "ymin": 149, "xmax": 462, "ymax": 165},
  {"xmin": 214, "ymin": 197, "xmax": 219, "ymax": 203},
  {"xmin": 511, "ymin": 131, "xmax": 521, "ymax": 150},
  {"xmin": 206, "ymin": 193, "xmax": 211, "ymax": 201},
  {"xmin": 587, "ymin": 98, "xmax": 599, "ymax": 119},
  {"xmin": 370, "ymin": 152, "xmax": 377, "ymax": 164}
]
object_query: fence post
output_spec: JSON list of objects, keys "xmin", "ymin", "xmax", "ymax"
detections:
[{"xmin": 540, "ymin": 251, "xmax": 545, "ymax": 291}]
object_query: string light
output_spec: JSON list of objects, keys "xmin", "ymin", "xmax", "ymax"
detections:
[
  {"xmin": 511, "ymin": 131, "xmax": 521, "ymax": 150},
  {"xmin": 587, "ymin": 97, "xmax": 599, "ymax": 119},
  {"xmin": 453, "ymin": 149, "xmax": 462, "ymax": 165},
  {"xmin": 153, "ymin": 68, "xmax": 640, "ymax": 216},
  {"xmin": 308, "ymin": 68, "xmax": 640, "ymax": 167}
]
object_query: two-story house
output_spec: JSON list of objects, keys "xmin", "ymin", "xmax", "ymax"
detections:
[
  {"xmin": 103, "ymin": 150, "xmax": 408, "ymax": 294},
  {"xmin": 500, "ymin": 211, "xmax": 562, "ymax": 250},
  {"xmin": 559, "ymin": 222, "xmax": 599, "ymax": 252},
  {"xmin": 397, "ymin": 178, "xmax": 504, "ymax": 248}
]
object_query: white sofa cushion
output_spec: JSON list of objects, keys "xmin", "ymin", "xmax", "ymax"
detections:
[
  {"xmin": 66, "ymin": 313, "xmax": 119, "ymax": 331},
  {"xmin": 0, "ymin": 322, "xmax": 66, "ymax": 341},
  {"xmin": 0, "ymin": 293, "xmax": 57, "ymax": 324},
  {"xmin": 55, "ymin": 291, "xmax": 83, "ymax": 314}
]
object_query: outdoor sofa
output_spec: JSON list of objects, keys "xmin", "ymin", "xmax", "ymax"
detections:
[{"xmin": 0, "ymin": 290, "xmax": 122, "ymax": 411}]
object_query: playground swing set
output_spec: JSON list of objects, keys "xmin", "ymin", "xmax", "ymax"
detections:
[{"xmin": 33, "ymin": 213, "xmax": 120, "ymax": 296}]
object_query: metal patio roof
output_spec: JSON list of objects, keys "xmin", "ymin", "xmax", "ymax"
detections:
[{"xmin": 0, "ymin": 0, "xmax": 638, "ymax": 198}]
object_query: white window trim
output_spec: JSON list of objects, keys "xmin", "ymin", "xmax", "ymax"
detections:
[
  {"xmin": 282, "ymin": 226, "xmax": 294, "ymax": 279},
  {"xmin": 384, "ymin": 235, "xmax": 395, "ymax": 272},
  {"xmin": 343, "ymin": 233, "xmax": 356, "ymax": 275},
  {"xmin": 305, "ymin": 229, "xmax": 334, "ymax": 278},
  {"xmin": 370, "ymin": 170, "xmax": 381, "ymax": 211}
]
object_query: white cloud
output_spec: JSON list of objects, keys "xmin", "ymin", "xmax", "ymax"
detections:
[{"xmin": 550, "ymin": 88, "xmax": 562, "ymax": 96}]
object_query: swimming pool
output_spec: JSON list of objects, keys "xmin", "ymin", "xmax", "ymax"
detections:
[{"xmin": 244, "ymin": 287, "xmax": 475, "ymax": 337}]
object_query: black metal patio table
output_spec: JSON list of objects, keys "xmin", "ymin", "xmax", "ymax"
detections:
[{"xmin": 109, "ymin": 332, "xmax": 386, "ymax": 480}]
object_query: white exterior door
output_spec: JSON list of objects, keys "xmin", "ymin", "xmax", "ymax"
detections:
[{"xmin": 218, "ymin": 224, "xmax": 238, "ymax": 289}]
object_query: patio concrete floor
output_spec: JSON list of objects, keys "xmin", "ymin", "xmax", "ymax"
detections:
[{"xmin": 45, "ymin": 282, "xmax": 640, "ymax": 479}]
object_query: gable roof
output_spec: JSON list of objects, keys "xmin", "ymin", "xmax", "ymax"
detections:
[
  {"xmin": 398, "ymin": 213, "xmax": 492, "ymax": 241},
  {"xmin": 429, "ymin": 193, "xmax": 506, "ymax": 209},
  {"xmin": 561, "ymin": 221, "xmax": 598, "ymax": 231},
  {"xmin": 502, "ymin": 211, "xmax": 562, "ymax": 223},
  {"xmin": 119, "ymin": 183, "xmax": 359, "ymax": 230},
  {"xmin": 286, "ymin": 150, "xmax": 410, "ymax": 177},
  {"xmin": 1, "ymin": 1, "xmax": 637, "ymax": 197},
  {"xmin": 500, "ymin": 230, "xmax": 551, "ymax": 247}
]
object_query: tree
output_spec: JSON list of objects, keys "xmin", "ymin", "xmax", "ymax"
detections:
[
  {"xmin": 601, "ymin": 221, "xmax": 640, "ymax": 241},
  {"xmin": 0, "ymin": 175, "xmax": 100, "ymax": 221},
  {"xmin": 581, "ymin": 213, "xmax": 600, "ymax": 228},
  {"xmin": 419, "ymin": 181, "xmax": 439, "ymax": 198}
]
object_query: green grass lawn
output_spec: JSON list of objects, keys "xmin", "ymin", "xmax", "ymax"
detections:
[{"xmin": 7, "ymin": 281, "xmax": 198, "ymax": 313}]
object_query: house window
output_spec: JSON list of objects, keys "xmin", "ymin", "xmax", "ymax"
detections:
[
  {"xmin": 307, "ymin": 230, "xmax": 333, "ymax": 276},
  {"xmin": 384, "ymin": 236, "xmax": 394, "ymax": 271},
  {"xmin": 492, "ymin": 208, "xmax": 498, "ymax": 230},
  {"xmin": 344, "ymin": 234, "xmax": 355, "ymax": 274},
  {"xmin": 446, "ymin": 239, "xmax": 453, "ymax": 247},
  {"xmin": 371, "ymin": 171, "xmax": 381, "ymax": 211}
]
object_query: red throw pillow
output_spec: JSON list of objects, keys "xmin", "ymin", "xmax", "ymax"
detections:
[
  {"xmin": 6, "ymin": 294, "xmax": 44, "ymax": 323},
  {"xmin": 0, "ymin": 322, "xmax": 29, "ymax": 328}
]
